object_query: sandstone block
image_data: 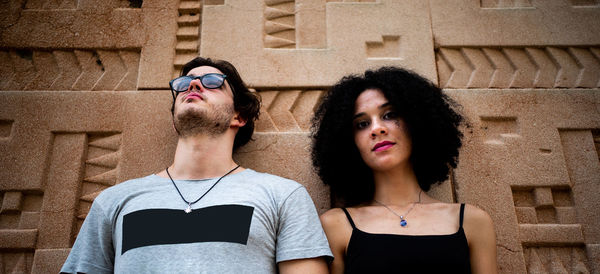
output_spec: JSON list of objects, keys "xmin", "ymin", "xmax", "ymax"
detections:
[
  {"xmin": 201, "ymin": 0, "xmax": 437, "ymax": 86},
  {"xmin": 533, "ymin": 187, "xmax": 554, "ymax": 209},
  {"xmin": 0, "ymin": 229, "xmax": 38, "ymax": 249},
  {"xmin": 1, "ymin": 191, "xmax": 23, "ymax": 213},
  {"xmin": 31, "ymin": 249, "xmax": 71, "ymax": 274},
  {"xmin": 430, "ymin": 0, "xmax": 600, "ymax": 46}
]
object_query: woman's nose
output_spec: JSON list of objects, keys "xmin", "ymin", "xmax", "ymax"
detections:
[{"xmin": 370, "ymin": 121, "xmax": 388, "ymax": 137}]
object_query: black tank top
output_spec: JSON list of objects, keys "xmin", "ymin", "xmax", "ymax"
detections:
[{"xmin": 342, "ymin": 204, "xmax": 471, "ymax": 274}]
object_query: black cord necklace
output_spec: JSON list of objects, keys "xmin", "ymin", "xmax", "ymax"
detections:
[{"xmin": 166, "ymin": 164, "xmax": 240, "ymax": 213}]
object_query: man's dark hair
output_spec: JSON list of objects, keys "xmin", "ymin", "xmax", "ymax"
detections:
[
  {"xmin": 174, "ymin": 57, "xmax": 261, "ymax": 150},
  {"xmin": 311, "ymin": 66, "xmax": 464, "ymax": 207}
]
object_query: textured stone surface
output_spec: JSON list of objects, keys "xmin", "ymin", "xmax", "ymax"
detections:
[
  {"xmin": 1, "ymin": 192, "xmax": 23, "ymax": 213},
  {"xmin": 430, "ymin": 0, "xmax": 600, "ymax": 46},
  {"xmin": 31, "ymin": 249, "xmax": 71, "ymax": 274},
  {"xmin": 450, "ymin": 89, "xmax": 600, "ymax": 273},
  {"xmin": 436, "ymin": 47, "xmax": 600, "ymax": 89},
  {"xmin": 201, "ymin": 0, "xmax": 437, "ymax": 86},
  {"xmin": 0, "ymin": 0, "xmax": 178, "ymax": 90},
  {"xmin": 1, "ymin": 0, "xmax": 599, "ymax": 272},
  {"xmin": 0, "ymin": 229, "xmax": 38, "ymax": 249}
]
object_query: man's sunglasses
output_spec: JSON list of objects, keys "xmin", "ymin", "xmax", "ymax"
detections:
[{"xmin": 169, "ymin": 73, "xmax": 228, "ymax": 98}]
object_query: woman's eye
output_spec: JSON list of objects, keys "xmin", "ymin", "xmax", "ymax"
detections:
[
  {"xmin": 355, "ymin": 121, "xmax": 369, "ymax": 130},
  {"xmin": 383, "ymin": 111, "xmax": 399, "ymax": 120}
]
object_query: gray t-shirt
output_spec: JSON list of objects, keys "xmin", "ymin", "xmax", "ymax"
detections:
[{"xmin": 61, "ymin": 169, "xmax": 332, "ymax": 273}]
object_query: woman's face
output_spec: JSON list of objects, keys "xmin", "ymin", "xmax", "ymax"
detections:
[{"xmin": 352, "ymin": 89, "xmax": 412, "ymax": 172}]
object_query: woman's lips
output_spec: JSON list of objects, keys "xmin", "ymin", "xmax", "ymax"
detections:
[{"xmin": 372, "ymin": 141, "xmax": 395, "ymax": 152}]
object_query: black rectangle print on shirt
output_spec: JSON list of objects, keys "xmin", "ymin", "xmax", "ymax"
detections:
[{"xmin": 121, "ymin": 204, "xmax": 254, "ymax": 254}]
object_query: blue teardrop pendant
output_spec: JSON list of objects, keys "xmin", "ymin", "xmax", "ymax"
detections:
[{"xmin": 400, "ymin": 219, "xmax": 407, "ymax": 227}]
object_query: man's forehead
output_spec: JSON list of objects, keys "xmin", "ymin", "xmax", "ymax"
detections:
[{"xmin": 186, "ymin": 66, "xmax": 223, "ymax": 76}]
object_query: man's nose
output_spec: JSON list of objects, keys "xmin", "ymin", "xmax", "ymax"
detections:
[{"xmin": 188, "ymin": 79, "xmax": 204, "ymax": 92}]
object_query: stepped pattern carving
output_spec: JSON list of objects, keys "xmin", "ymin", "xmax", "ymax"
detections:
[
  {"xmin": 512, "ymin": 186, "xmax": 592, "ymax": 273},
  {"xmin": 264, "ymin": 0, "xmax": 296, "ymax": 49},
  {"xmin": 75, "ymin": 133, "xmax": 122, "ymax": 237},
  {"xmin": 173, "ymin": 0, "xmax": 201, "ymax": 78},
  {"xmin": 0, "ymin": 191, "xmax": 43, "ymax": 273}
]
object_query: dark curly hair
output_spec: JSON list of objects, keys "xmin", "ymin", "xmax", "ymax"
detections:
[
  {"xmin": 172, "ymin": 57, "xmax": 261, "ymax": 150},
  {"xmin": 311, "ymin": 66, "xmax": 463, "ymax": 207}
]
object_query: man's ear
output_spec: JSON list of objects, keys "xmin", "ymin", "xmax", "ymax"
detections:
[{"xmin": 231, "ymin": 112, "xmax": 247, "ymax": 128}]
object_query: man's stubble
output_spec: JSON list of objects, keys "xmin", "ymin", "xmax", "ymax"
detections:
[{"xmin": 174, "ymin": 101, "xmax": 234, "ymax": 138}]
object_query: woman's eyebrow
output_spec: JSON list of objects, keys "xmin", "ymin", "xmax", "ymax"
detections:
[
  {"xmin": 352, "ymin": 112, "xmax": 365, "ymax": 120},
  {"xmin": 353, "ymin": 102, "xmax": 392, "ymax": 120},
  {"xmin": 379, "ymin": 102, "xmax": 391, "ymax": 109}
]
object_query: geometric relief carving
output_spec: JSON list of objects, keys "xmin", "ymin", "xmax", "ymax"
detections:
[
  {"xmin": 264, "ymin": 0, "xmax": 296, "ymax": 49},
  {"xmin": 0, "ymin": 49, "xmax": 140, "ymax": 91},
  {"xmin": 568, "ymin": 0, "xmax": 600, "ymax": 6},
  {"xmin": 174, "ymin": 0, "xmax": 201, "ymax": 78},
  {"xmin": 557, "ymin": 128, "xmax": 600, "ymax": 273},
  {"xmin": 512, "ymin": 186, "xmax": 592, "ymax": 273},
  {"xmin": 202, "ymin": 1, "xmax": 436, "ymax": 87},
  {"xmin": 35, "ymin": 133, "xmax": 86, "ymax": 250},
  {"xmin": 593, "ymin": 130, "xmax": 600, "ymax": 163},
  {"xmin": 0, "ymin": 252, "xmax": 35, "ymax": 274},
  {"xmin": 75, "ymin": 132, "xmax": 122, "ymax": 238},
  {"xmin": 523, "ymin": 247, "xmax": 591, "ymax": 274},
  {"xmin": 436, "ymin": 47, "xmax": 600, "ymax": 89},
  {"xmin": 0, "ymin": 192, "xmax": 43, "ymax": 229},
  {"xmin": 0, "ymin": 120, "xmax": 13, "ymax": 139},
  {"xmin": 262, "ymin": 0, "xmax": 377, "ymax": 50},
  {"xmin": 512, "ymin": 186, "xmax": 576, "ymax": 225},
  {"xmin": 255, "ymin": 89, "xmax": 324, "ymax": 132},
  {"xmin": 480, "ymin": 116, "xmax": 520, "ymax": 145},
  {"xmin": 24, "ymin": 0, "xmax": 78, "ymax": 9},
  {"xmin": 23, "ymin": 0, "xmax": 144, "ymax": 9},
  {"xmin": 366, "ymin": 35, "xmax": 401, "ymax": 59},
  {"xmin": 480, "ymin": 0, "xmax": 533, "ymax": 8},
  {"xmin": 0, "ymin": 191, "xmax": 42, "ymax": 273}
]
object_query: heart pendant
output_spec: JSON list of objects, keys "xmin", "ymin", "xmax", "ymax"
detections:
[{"xmin": 184, "ymin": 205, "xmax": 192, "ymax": 213}]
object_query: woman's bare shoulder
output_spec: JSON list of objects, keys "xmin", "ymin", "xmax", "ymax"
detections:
[
  {"xmin": 320, "ymin": 208, "xmax": 350, "ymax": 227},
  {"xmin": 462, "ymin": 204, "xmax": 495, "ymax": 245},
  {"xmin": 463, "ymin": 204, "xmax": 493, "ymax": 226}
]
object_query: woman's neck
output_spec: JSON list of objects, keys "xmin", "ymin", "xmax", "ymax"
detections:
[{"xmin": 372, "ymin": 165, "xmax": 422, "ymax": 205}]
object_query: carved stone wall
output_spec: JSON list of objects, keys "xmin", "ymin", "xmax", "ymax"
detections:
[{"xmin": 1, "ymin": 0, "xmax": 599, "ymax": 273}]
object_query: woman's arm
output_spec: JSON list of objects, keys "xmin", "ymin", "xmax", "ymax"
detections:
[
  {"xmin": 320, "ymin": 208, "xmax": 353, "ymax": 274},
  {"xmin": 463, "ymin": 204, "xmax": 498, "ymax": 274}
]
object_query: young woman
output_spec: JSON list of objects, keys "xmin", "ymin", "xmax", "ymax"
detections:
[{"xmin": 311, "ymin": 67, "xmax": 497, "ymax": 273}]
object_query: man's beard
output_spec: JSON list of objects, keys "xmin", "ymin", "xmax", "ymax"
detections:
[{"xmin": 173, "ymin": 103, "xmax": 234, "ymax": 138}]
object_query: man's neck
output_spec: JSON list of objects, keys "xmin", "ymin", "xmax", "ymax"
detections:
[{"xmin": 160, "ymin": 133, "xmax": 240, "ymax": 180}]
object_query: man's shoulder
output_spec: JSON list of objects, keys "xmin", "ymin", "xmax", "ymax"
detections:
[
  {"xmin": 240, "ymin": 169, "xmax": 302, "ymax": 189},
  {"xmin": 95, "ymin": 174, "xmax": 161, "ymax": 202}
]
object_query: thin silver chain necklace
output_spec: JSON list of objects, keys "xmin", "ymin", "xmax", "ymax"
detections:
[
  {"xmin": 374, "ymin": 189, "xmax": 422, "ymax": 227},
  {"xmin": 166, "ymin": 164, "xmax": 240, "ymax": 213}
]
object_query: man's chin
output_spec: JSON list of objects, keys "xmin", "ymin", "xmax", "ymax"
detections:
[{"xmin": 173, "ymin": 105, "xmax": 232, "ymax": 137}]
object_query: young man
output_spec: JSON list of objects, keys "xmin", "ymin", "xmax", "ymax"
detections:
[{"xmin": 61, "ymin": 57, "xmax": 332, "ymax": 273}]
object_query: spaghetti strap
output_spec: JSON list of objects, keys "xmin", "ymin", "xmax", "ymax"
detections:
[
  {"xmin": 341, "ymin": 208, "xmax": 357, "ymax": 229},
  {"xmin": 459, "ymin": 203, "xmax": 465, "ymax": 228}
]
